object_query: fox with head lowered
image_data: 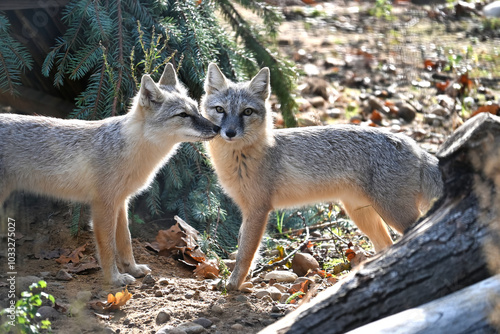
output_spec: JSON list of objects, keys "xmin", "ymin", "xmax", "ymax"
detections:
[{"xmin": 201, "ymin": 63, "xmax": 443, "ymax": 291}]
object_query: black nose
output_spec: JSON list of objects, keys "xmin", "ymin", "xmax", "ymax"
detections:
[
  {"xmin": 225, "ymin": 129, "xmax": 236, "ymax": 138},
  {"xmin": 213, "ymin": 125, "xmax": 220, "ymax": 133}
]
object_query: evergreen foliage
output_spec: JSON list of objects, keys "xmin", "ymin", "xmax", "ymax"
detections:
[
  {"xmin": 1, "ymin": 0, "xmax": 299, "ymax": 252},
  {"xmin": 0, "ymin": 12, "xmax": 33, "ymax": 95}
]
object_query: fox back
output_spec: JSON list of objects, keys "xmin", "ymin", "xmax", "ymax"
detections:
[{"xmin": 201, "ymin": 63, "xmax": 443, "ymax": 290}]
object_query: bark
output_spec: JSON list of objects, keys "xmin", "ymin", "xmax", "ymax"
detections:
[{"xmin": 261, "ymin": 113, "xmax": 500, "ymax": 334}]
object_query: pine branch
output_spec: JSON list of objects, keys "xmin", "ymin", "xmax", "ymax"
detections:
[{"xmin": 112, "ymin": 0, "xmax": 124, "ymax": 116}]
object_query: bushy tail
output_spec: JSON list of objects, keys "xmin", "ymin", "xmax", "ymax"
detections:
[{"xmin": 420, "ymin": 153, "xmax": 443, "ymax": 211}]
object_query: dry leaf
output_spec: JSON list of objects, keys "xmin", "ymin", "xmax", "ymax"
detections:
[
  {"xmin": 345, "ymin": 248, "xmax": 356, "ymax": 261},
  {"xmin": 106, "ymin": 287, "xmax": 132, "ymax": 310},
  {"xmin": 193, "ymin": 260, "xmax": 219, "ymax": 279},
  {"xmin": 65, "ymin": 256, "xmax": 100, "ymax": 274},
  {"xmin": 472, "ymin": 104, "xmax": 500, "ymax": 117},
  {"xmin": 56, "ymin": 243, "xmax": 87, "ymax": 264}
]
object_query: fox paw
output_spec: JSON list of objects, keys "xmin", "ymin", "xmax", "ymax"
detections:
[
  {"xmin": 226, "ymin": 278, "xmax": 241, "ymax": 291},
  {"xmin": 111, "ymin": 273, "xmax": 136, "ymax": 287},
  {"xmin": 127, "ymin": 264, "xmax": 151, "ymax": 278}
]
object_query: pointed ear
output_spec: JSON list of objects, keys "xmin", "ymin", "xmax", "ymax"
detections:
[
  {"xmin": 249, "ymin": 67, "xmax": 270, "ymax": 100},
  {"xmin": 205, "ymin": 63, "xmax": 228, "ymax": 94},
  {"xmin": 139, "ymin": 75, "xmax": 163, "ymax": 108},
  {"xmin": 158, "ymin": 63, "xmax": 178, "ymax": 87}
]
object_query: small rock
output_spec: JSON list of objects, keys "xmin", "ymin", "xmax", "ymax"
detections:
[
  {"xmin": 155, "ymin": 290, "xmax": 164, "ymax": 297},
  {"xmin": 291, "ymin": 253, "xmax": 320, "ymax": 277},
  {"xmin": 235, "ymin": 295, "xmax": 248, "ymax": 303},
  {"xmin": 395, "ymin": 102, "xmax": 416, "ymax": 123},
  {"xmin": 231, "ymin": 323, "xmax": 244, "ymax": 331},
  {"xmin": 55, "ymin": 269, "xmax": 73, "ymax": 281},
  {"xmin": 303, "ymin": 63, "xmax": 320, "ymax": 77},
  {"xmin": 262, "ymin": 295, "xmax": 273, "ymax": 303},
  {"xmin": 239, "ymin": 282, "xmax": 253, "ymax": 293},
  {"xmin": 272, "ymin": 284, "xmax": 288, "ymax": 293},
  {"xmin": 192, "ymin": 317, "xmax": 213, "ymax": 328},
  {"xmin": 280, "ymin": 293, "xmax": 291, "ymax": 304},
  {"xmin": 156, "ymin": 310, "xmax": 171, "ymax": 325},
  {"xmin": 308, "ymin": 96, "xmax": 326, "ymax": 108},
  {"xmin": 250, "ymin": 277, "xmax": 263, "ymax": 284},
  {"xmin": 158, "ymin": 278, "xmax": 171, "ymax": 286},
  {"xmin": 76, "ymin": 290, "xmax": 92, "ymax": 303},
  {"xmin": 255, "ymin": 290, "xmax": 271, "ymax": 299},
  {"xmin": 185, "ymin": 290, "xmax": 195, "ymax": 299},
  {"xmin": 156, "ymin": 325, "xmax": 187, "ymax": 334},
  {"xmin": 264, "ymin": 271, "xmax": 298, "ymax": 283},
  {"xmin": 327, "ymin": 108, "xmax": 342, "ymax": 119},
  {"xmin": 16, "ymin": 276, "xmax": 42, "ymax": 295},
  {"xmin": 178, "ymin": 321, "xmax": 205, "ymax": 334},
  {"xmin": 211, "ymin": 305, "xmax": 223, "ymax": 314},
  {"xmin": 142, "ymin": 273, "xmax": 156, "ymax": 285},
  {"xmin": 268, "ymin": 286, "xmax": 282, "ymax": 301},
  {"xmin": 36, "ymin": 306, "xmax": 60, "ymax": 322}
]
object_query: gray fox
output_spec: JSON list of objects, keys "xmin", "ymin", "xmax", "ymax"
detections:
[
  {"xmin": 201, "ymin": 63, "xmax": 443, "ymax": 290},
  {"xmin": 0, "ymin": 64, "xmax": 219, "ymax": 286}
]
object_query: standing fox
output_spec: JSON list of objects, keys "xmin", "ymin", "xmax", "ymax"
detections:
[
  {"xmin": 201, "ymin": 63, "xmax": 443, "ymax": 290},
  {"xmin": 0, "ymin": 64, "xmax": 219, "ymax": 286}
]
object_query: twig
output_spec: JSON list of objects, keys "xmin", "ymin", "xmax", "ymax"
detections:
[{"xmin": 253, "ymin": 212, "xmax": 310, "ymax": 275}]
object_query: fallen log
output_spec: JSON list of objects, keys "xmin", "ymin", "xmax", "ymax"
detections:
[{"xmin": 260, "ymin": 113, "xmax": 500, "ymax": 334}]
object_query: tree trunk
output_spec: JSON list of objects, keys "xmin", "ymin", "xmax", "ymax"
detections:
[{"xmin": 261, "ymin": 113, "xmax": 500, "ymax": 334}]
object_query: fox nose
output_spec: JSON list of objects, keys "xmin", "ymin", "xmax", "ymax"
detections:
[{"xmin": 225, "ymin": 129, "xmax": 237, "ymax": 138}]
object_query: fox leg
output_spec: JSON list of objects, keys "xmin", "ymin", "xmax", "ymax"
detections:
[
  {"xmin": 227, "ymin": 208, "xmax": 271, "ymax": 291},
  {"xmin": 115, "ymin": 201, "xmax": 150, "ymax": 278},
  {"xmin": 92, "ymin": 201, "xmax": 135, "ymax": 286},
  {"xmin": 343, "ymin": 202, "xmax": 393, "ymax": 252}
]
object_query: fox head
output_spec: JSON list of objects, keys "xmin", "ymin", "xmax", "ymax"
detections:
[
  {"xmin": 201, "ymin": 63, "xmax": 273, "ymax": 147},
  {"xmin": 134, "ymin": 63, "xmax": 219, "ymax": 144}
]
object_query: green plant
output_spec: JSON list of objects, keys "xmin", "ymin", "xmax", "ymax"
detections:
[
  {"xmin": 275, "ymin": 210, "xmax": 286, "ymax": 234},
  {"xmin": 368, "ymin": 0, "xmax": 393, "ymax": 21},
  {"xmin": 0, "ymin": 280, "xmax": 55, "ymax": 334},
  {"xmin": 0, "ymin": 12, "xmax": 33, "ymax": 95}
]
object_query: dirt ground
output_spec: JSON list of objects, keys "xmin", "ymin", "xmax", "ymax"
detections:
[{"xmin": 1, "ymin": 1, "xmax": 500, "ymax": 333}]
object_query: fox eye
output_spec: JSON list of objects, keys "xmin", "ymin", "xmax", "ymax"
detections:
[
  {"xmin": 215, "ymin": 106, "xmax": 225, "ymax": 113},
  {"xmin": 243, "ymin": 108, "xmax": 254, "ymax": 116},
  {"xmin": 178, "ymin": 112, "xmax": 189, "ymax": 118}
]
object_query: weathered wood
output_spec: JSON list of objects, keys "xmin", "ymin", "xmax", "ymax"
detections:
[
  {"xmin": 260, "ymin": 113, "xmax": 500, "ymax": 334},
  {"xmin": 346, "ymin": 275, "xmax": 500, "ymax": 334}
]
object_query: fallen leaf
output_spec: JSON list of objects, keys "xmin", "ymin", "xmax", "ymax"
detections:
[
  {"xmin": 472, "ymin": 104, "xmax": 500, "ymax": 117},
  {"xmin": 65, "ymin": 257, "xmax": 100, "ymax": 274},
  {"xmin": 106, "ymin": 287, "xmax": 132, "ymax": 310},
  {"xmin": 345, "ymin": 248, "xmax": 356, "ymax": 261},
  {"xmin": 56, "ymin": 243, "xmax": 87, "ymax": 264},
  {"xmin": 193, "ymin": 260, "xmax": 219, "ymax": 279}
]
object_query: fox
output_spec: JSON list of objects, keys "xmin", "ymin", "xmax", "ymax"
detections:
[
  {"xmin": 201, "ymin": 63, "xmax": 443, "ymax": 290},
  {"xmin": 0, "ymin": 63, "xmax": 219, "ymax": 286}
]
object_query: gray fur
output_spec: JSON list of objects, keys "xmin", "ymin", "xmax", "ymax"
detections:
[
  {"xmin": 0, "ymin": 63, "xmax": 219, "ymax": 286},
  {"xmin": 202, "ymin": 63, "xmax": 443, "ymax": 290}
]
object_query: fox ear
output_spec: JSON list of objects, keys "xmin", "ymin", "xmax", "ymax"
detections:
[
  {"xmin": 249, "ymin": 67, "xmax": 270, "ymax": 100},
  {"xmin": 139, "ymin": 75, "xmax": 163, "ymax": 108},
  {"xmin": 205, "ymin": 63, "xmax": 228, "ymax": 94},
  {"xmin": 158, "ymin": 63, "xmax": 178, "ymax": 87}
]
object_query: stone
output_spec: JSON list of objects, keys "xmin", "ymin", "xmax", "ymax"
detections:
[
  {"xmin": 239, "ymin": 282, "xmax": 253, "ymax": 293},
  {"xmin": 158, "ymin": 278, "xmax": 171, "ymax": 286},
  {"xmin": 291, "ymin": 253, "xmax": 320, "ymax": 277},
  {"xmin": 55, "ymin": 269, "xmax": 73, "ymax": 281},
  {"xmin": 264, "ymin": 271, "xmax": 298, "ymax": 283},
  {"xmin": 156, "ymin": 325, "xmax": 187, "ymax": 334},
  {"xmin": 36, "ymin": 306, "xmax": 61, "ymax": 321},
  {"xmin": 211, "ymin": 304, "xmax": 223, "ymax": 314},
  {"xmin": 268, "ymin": 286, "xmax": 282, "ymax": 301},
  {"xmin": 235, "ymin": 295, "xmax": 248, "ymax": 303},
  {"xmin": 156, "ymin": 310, "xmax": 171, "ymax": 325},
  {"xmin": 255, "ymin": 290, "xmax": 271, "ymax": 299},
  {"xmin": 272, "ymin": 284, "xmax": 288, "ymax": 293},
  {"xmin": 178, "ymin": 321, "xmax": 205, "ymax": 334},
  {"xmin": 308, "ymin": 96, "xmax": 326, "ymax": 108},
  {"xmin": 142, "ymin": 273, "xmax": 156, "ymax": 285},
  {"xmin": 395, "ymin": 102, "xmax": 416, "ymax": 123},
  {"xmin": 280, "ymin": 293, "xmax": 291, "ymax": 304},
  {"xmin": 192, "ymin": 317, "xmax": 213, "ymax": 328},
  {"xmin": 231, "ymin": 323, "xmax": 244, "ymax": 331},
  {"xmin": 16, "ymin": 276, "xmax": 42, "ymax": 296}
]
